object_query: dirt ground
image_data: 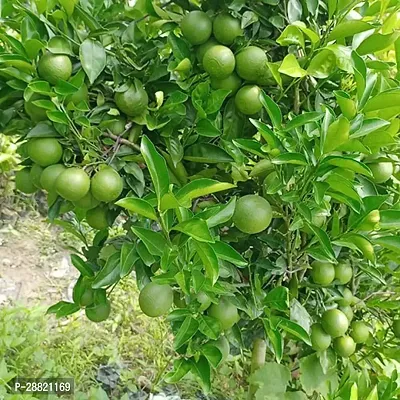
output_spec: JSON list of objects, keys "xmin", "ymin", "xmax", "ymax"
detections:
[{"xmin": 0, "ymin": 209, "xmax": 77, "ymax": 305}]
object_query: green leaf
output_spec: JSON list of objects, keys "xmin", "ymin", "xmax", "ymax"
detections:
[
  {"xmin": 131, "ymin": 226, "xmax": 168, "ymax": 257},
  {"xmin": 351, "ymin": 118, "xmax": 390, "ymax": 139},
  {"xmin": 299, "ymin": 353, "xmax": 338, "ymax": 396},
  {"xmin": 292, "ymin": 21, "xmax": 320, "ymax": 44},
  {"xmin": 141, "ymin": 136, "xmax": 170, "ymax": 207},
  {"xmin": 184, "ymin": 143, "xmax": 234, "ymax": 163},
  {"xmin": 59, "ymin": 0, "xmax": 77, "ymax": 16},
  {"xmin": 259, "ymin": 91, "xmax": 282, "ymax": 129},
  {"xmin": 92, "ymin": 252, "xmax": 121, "ymax": 289},
  {"xmin": 357, "ymin": 32, "xmax": 400, "ymax": 56},
  {"xmin": 71, "ymin": 254, "xmax": 94, "ymax": 277},
  {"xmin": 271, "ymin": 316, "xmax": 311, "ymax": 345},
  {"xmin": 120, "ymin": 242, "xmax": 139, "ymax": 278},
  {"xmin": 277, "ymin": 25, "xmax": 305, "ymax": 48},
  {"xmin": 47, "ymin": 111, "xmax": 69, "ymax": 125},
  {"xmin": 379, "ymin": 210, "xmax": 400, "ymax": 229},
  {"xmin": 233, "ymin": 139, "xmax": 264, "ymax": 157},
  {"xmin": 27, "ymin": 122, "xmax": 59, "ymax": 138},
  {"xmin": 174, "ymin": 316, "xmax": 199, "ymax": 350},
  {"xmin": 47, "ymin": 35, "xmax": 74, "ymax": 55},
  {"xmin": 194, "ymin": 241, "xmax": 219, "ymax": 284},
  {"xmin": 196, "ymin": 119, "xmax": 221, "ymax": 137},
  {"xmin": 79, "ymin": 38, "xmax": 106, "ymax": 84},
  {"xmin": 54, "ymin": 80, "xmax": 79, "ymax": 96},
  {"xmin": 116, "ymin": 197, "xmax": 157, "ymax": 220},
  {"xmin": 272, "ymin": 153, "xmax": 308, "ymax": 166},
  {"xmin": 164, "ymin": 359, "xmax": 192, "ymax": 383},
  {"xmin": 324, "ymin": 116, "xmax": 350, "ymax": 153},
  {"xmin": 307, "ymin": 49, "xmax": 336, "ymax": 79},
  {"xmin": 205, "ymin": 89, "xmax": 231, "ymax": 114},
  {"xmin": 191, "ymin": 356, "xmax": 211, "ymax": 393},
  {"xmin": 207, "ymin": 197, "xmax": 237, "ymax": 228},
  {"xmin": 249, "ymin": 362, "xmax": 290, "ymax": 396},
  {"xmin": 250, "ymin": 118, "xmax": 282, "ymax": 149},
  {"xmin": 264, "ymin": 287, "xmax": 289, "ymax": 311},
  {"xmin": 321, "ymin": 156, "xmax": 373, "ymax": 177},
  {"xmin": 47, "ymin": 301, "xmax": 80, "ymax": 318},
  {"xmin": 278, "ymin": 54, "xmax": 307, "ymax": 78},
  {"xmin": 264, "ymin": 324, "xmax": 283, "ymax": 362},
  {"xmin": 176, "ymin": 179, "xmax": 235, "ymax": 208},
  {"xmin": 304, "ymin": 223, "xmax": 336, "ymax": 261},
  {"xmin": 374, "ymin": 236, "xmax": 400, "ymax": 254},
  {"xmin": 365, "ymin": 386, "xmax": 378, "ymax": 400},
  {"xmin": 173, "ymin": 218, "xmax": 214, "ymax": 243},
  {"xmin": 28, "ymin": 80, "xmax": 52, "ymax": 95},
  {"xmin": 32, "ymin": 99, "xmax": 56, "ymax": 111},
  {"xmin": 198, "ymin": 315, "xmax": 222, "ymax": 340},
  {"xmin": 284, "ymin": 112, "xmax": 323, "ymax": 131},
  {"xmin": 201, "ymin": 344, "xmax": 223, "ymax": 368},
  {"xmin": 211, "ymin": 241, "xmax": 247, "ymax": 267},
  {"xmin": 364, "ymin": 90, "xmax": 400, "ymax": 112},
  {"xmin": 328, "ymin": 20, "xmax": 372, "ymax": 41},
  {"xmin": 168, "ymin": 31, "xmax": 190, "ymax": 62}
]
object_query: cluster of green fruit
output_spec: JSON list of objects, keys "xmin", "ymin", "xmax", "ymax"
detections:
[
  {"xmin": 15, "ymin": 137, "xmax": 124, "ymax": 230},
  {"xmin": 138, "ymin": 281, "xmax": 238, "ymax": 362},
  {"xmin": 181, "ymin": 11, "xmax": 273, "ymax": 115},
  {"xmin": 310, "ymin": 260, "xmax": 369, "ymax": 357}
]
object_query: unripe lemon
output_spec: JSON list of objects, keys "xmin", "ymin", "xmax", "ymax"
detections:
[
  {"xmin": 235, "ymin": 85, "xmax": 263, "ymax": 115},
  {"xmin": 358, "ymin": 210, "xmax": 380, "ymax": 231},
  {"xmin": 211, "ymin": 73, "xmax": 242, "ymax": 96},
  {"xmin": 338, "ymin": 288, "xmax": 354, "ymax": 307},
  {"xmin": 139, "ymin": 282, "xmax": 173, "ymax": 317},
  {"xmin": 86, "ymin": 206, "xmax": 109, "ymax": 230},
  {"xmin": 115, "ymin": 84, "xmax": 148, "ymax": 117},
  {"xmin": 310, "ymin": 323, "xmax": 331, "ymax": 351},
  {"xmin": 233, "ymin": 194, "xmax": 272, "ymax": 234},
  {"xmin": 368, "ymin": 162, "xmax": 393, "ymax": 184},
  {"xmin": 196, "ymin": 39, "xmax": 219, "ymax": 66},
  {"xmin": 235, "ymin": 46, "xmax": 267, "ymax": 81},
  {"xmin": 181, "ymin": 11, "xmax": 212, "ymax": 45},
  {"xmin": 30, "ymin": 164, "xmax": 44, "ymax": 189},
  {"xmin": 321, "ymin": 309, "xmax": 349, "ymax": 338},
  {"xmin": 27, "ymin": 138, "xmax": 63, "ymax": 167},
  {"xmin": 203, "ymin": 45, "xmax": 236, "ymax": 79},
  {"xmin": 208, "ymin": 297, "xmax": 239, "ymax": 330},
  {"xmin": 350, "ymin": 321, "xmax": 370, "ymax": 343},
  {"xmin": 73, "ymin": 191, "xmax": 100, "ymax": 210},
  {"xmin": 213, "ymin": 13, "xmax": 243, "ymax": 45},
  {"xmin": 335, "ymin": 263, "xmax": 352, "ymax": 284},
  {"xmin": 15, "ymin": 168, "xmax": 37, "ymax": 194},
  {"xmin": 40, "ymin": 164, "xmax": 66, "ymax": 192},
  {"xmin": 91, "ymin": 167, "xmax": 124, "ymax": 203},
  {"xmin": 24, "ymin": 94, "xmax": 48, "ymax": 122},
  {"xmin": 333, "ymin": 336, "xmax": 356, "ymax": 358},
  {"xmin": 55, "ymin": 167, "xmax": 90, "ymax": 201},
  {"xmin": 38, "ymin": 53, "xmax": 72, "ymax": 85},
  {"xmin": 311, "ymin": 261, "xmax": 335, "ymax": 286},
  {"xmin": 210, "ymin": 336, "xmax": 230, "ymax": 362},
  {"xmin": 85, "ymin": 300, "xmax": 111, "ymax": 323}
]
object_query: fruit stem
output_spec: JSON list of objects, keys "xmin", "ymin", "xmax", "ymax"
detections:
[
  {"xmin": 103, "ymin": 130, "xmax": 141, "ymax": 152},
  {"xmin": 247, "ymin": 338, "xmax": 266, "ymax": 400}
]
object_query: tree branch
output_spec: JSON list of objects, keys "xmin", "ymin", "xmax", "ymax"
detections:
[{"xmin": 103, "ymin": 130, "xmax": 141, "ymax": 152}]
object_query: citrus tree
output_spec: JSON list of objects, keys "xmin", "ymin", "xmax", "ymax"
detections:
[{"xmin": 1, "ymin": 0, "xmax": 400, "ymax": 398}]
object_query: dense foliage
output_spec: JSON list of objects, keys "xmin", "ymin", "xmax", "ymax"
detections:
[{"xmin": 1, "ymin": 0, "xmax": 400, "ymax": 398}]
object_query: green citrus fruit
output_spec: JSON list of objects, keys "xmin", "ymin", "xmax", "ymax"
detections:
[
  {"xmin": 66, "ymin": 83, "xmax": 88, "ymax": 105},
  {"xmin": 85, "ymin": 300, "xmax": 111, "ymax": 323},
  {"xmin": 38, "ymin": 53, "xmax": 72, "ymax": 85},
  {"xmin": 393, "ymin": 319, "xmax": 400, "ymax": 337},
  {"xmin": 80, "ymin": 286, "xmax": 95, "ymax": 307},
  {"xmin": 338, "ymin": 288, "xmax": 354, "ymax": 307},
  {"xmin": 350, "ymin": 321, "xmax": 369, "ymax": 343},
  {"xmin": 208, "ymin": 297, "xmax": 238, "ymax": 330},
  {"xmin": 310, "ymin": 323, "xmax": 331, "ymax": 351},
  {"xmin": 91, "ymin": 167, "xmax": 124, "ymax": 203},
  {"xmin": 196, "ymin": 38, "xmax": 218, "ymax": 65},
  {"xmin": 27, "ymin": 138, "xmax": 63, "ymax": 167},
  {"xmin": 15, "ymin": 168, "xmax": 37, "ymax": 194},
  {"xmin": 335, "ymin": 263, "xmax": 353, "ymax": 284},
  {"xmin": 213, "ymin": 13, "xmax": 243, "ymax": 45},
  {"xmin": 211, "ymin": 73, "xmax": 242, "ymax": 96},
  {"xmin": 250, "ymin": 159, "xmax": 274, "ymax": 178},
  {"xmin": 211, "ymin": 336, "xmax": 230, "ymax": 361},
  {"xmin": 40, "ymin": 164, "xmax": 66, "ymax": 192},
  {"xmin": 311, "ymin": 261, "xmax": 335, "ymax": 286},
  {"xmin": 321, "ymin": 309, "xmax": 349, "ymax": 338},
  {"xmin": 235, "ymin": 46, "xmax": 267, "ymax": 81},
  {"xmin": 30, "ymin": 164, "xmax": 44, "ymax": 189},
  {"xmin": 73, "ymin": 191, "xmax": 100, "ymax": 210},
  {"xmin": 351, "ymin": 235, "xmax": 374, "ymax": 262},
  {"xmin": 233, "ymin": 194, "xmax": 272, "ymax": 234},
  {"xmin": 333, "ymin": 336, "xmax": 356, "ymax": 358},
  {"xmin": 339, "ymin": 305, "xmax": 354, "ymax": 322},
  {"xmin": 24, "ymin": 94, "xmax": 48, "ymax": 122},
  {"xmin": 102, "ymin": 115, "xmax": 126, "ymax": 135},
  {"xmin": 235, "ymin": 85, "xmax": 263, "ymax": 115},
  {"xmin": 55, "ymin": 167, "xmax": 90, "ymax": 201},
  {"xmin": 174, "ymin": 291, "xmax": 186, "ymax": 308},
  {"xmin": 358, "ymin": 210, "xmax": 380, "ymax": 231},
  {"xmin": 203, "ymin": 45, "xmax": 236, "ymax": 79},
  {"xmin": 368, "ymin": 162, "xmax": 393, "ymax": 183},
  {"xmin": 139, "ymin": 282, "xmax": 173, "ymax": 317},
  {"xmin": 303, "ymin": 211, "xmax": 326, "ymax": 234},
  {"xmin": 197, "ymin": 292, "xmax": 212, "ymax": 311},
  {"xmin": 86, "ymin": 206, "xmax": 109, "ymax": 230},
  {"xmin": 114, "ymin": 84, "xmax": 148, "ymax": 117},
  {"xmin": 181, "ymin": 11, "xmax": 212, "ymax": 45}
]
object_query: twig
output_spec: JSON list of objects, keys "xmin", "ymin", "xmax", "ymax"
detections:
[{"xmin": 103, "ymin": 130, "xmax": 141, "ymax": 152}]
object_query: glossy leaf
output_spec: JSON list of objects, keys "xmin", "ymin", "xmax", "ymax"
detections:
[
  {"xmin": 116, "ymin": 197, "xmax": 157, "ymax": 220},
  {"xmin": 173, "ymin": 218, "xmax": 214, "ymax": 243},
  {"xmin": 211, "ymin": 241, "xmax": 247, "ymax": 267},
  {"xmin": 174, "ymin": 316, "xmax": 199, "ymax": 350},
  {"xmin": 278, "ymin": 54, "xmax": 307, "ymax": 78},
  {"xmin": 307, "ymin": 50, "xmax": 336, "ymax": 79},
  {"xmin": 374, "ymin": 236, "xmax": 400, "ymax": 254},
  {"xmin": 198, "ymin": 315, "xmax": 222, "ymax": 340},
  {"xmin": 92, "ymin": 252, "xmax": 121, "ymax": 289},
  {"xmin": 120, "ymin": 243, "xmax": 139, "ymax": 278},
  {"xmin": 357, "ymin": 32, "xmax": 400, "ymax": 56},
  {"xmin": 272, "ymin": 153, "xmax": 307, "ymax": 166},
  {"xmin": 328, "ymin": 20, "xmax": 372, "ymax": 41},
  {"xmin": 264, "ymin": 287, "xmax": 289, "ymax": 311},
  {"xmin": 194, "ymin": 241, "xmax": 219, "ymax": 284},
  {"xmin": 184, "ymin": 143, "xmax": 234, "ymax": 163},
  {"xmin": 164, "ymin": 359, "xmax": 192, "ymax": 383},
  {"xmin": 71, "ymin": 254, "xmax": 94, "ymax": 277},
  {"xmin": 260, "ymin": 91, "xmax": 282, "ymax": 129},
  {"xmin": 284, "ymin": 112, "xmax": 323, "ymax": 131},
  {"xmin": 131, "ymin": 226, "xmax": 167, "ymax": 257},
  {"xmin": 191, "ymin": 356, "xmax": 211, "ymax": 393},
  {"xmin": 321, "ymin": 156, "xmax": 373, "ymax": 177},
  {"xmin": 79, "ymin": 39, "xmax": 106, "ymax": 84}
]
